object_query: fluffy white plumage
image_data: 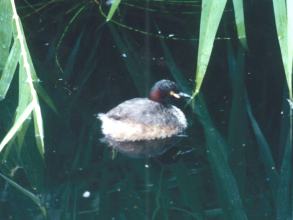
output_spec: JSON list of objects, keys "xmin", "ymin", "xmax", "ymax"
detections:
[{"xmin": 98, "ymin": 99, "xmax": 187, "ymax": 141}]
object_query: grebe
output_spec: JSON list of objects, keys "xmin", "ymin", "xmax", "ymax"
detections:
[{"xmin": 98, "ymin": 80, "xmax": 189, "ymax": 142}]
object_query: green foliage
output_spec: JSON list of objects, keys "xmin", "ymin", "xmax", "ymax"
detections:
[
  {"xmin": 193, "ymin": 0, "xmax": 227, "ymax": 98},
  {"xmin": 0, "ymin": 0, "xmax": 292, "ymax": 219},
  {"xmin": 232, "ymin": 0, "xmax": 247, "ymax": 48},
  {"xmin": 272, "ymin": 1, "xmax": 293, "ymax": 219},
  {"xmin": 0, "ymin": 0, "xmax": 46, "ymax": 216},
  {"xmin": 106, "ymin": 0, "xmax": 121, "ymax": 22},
  {"xmin": 0, "ymin": 0, "xmax": 44, "ymax": 154},
  {"xmin": 0, "ymin": 0, "xmax": 13, "ymax": 75},
  {"xmin": 272, "ymin": 0, "xmax": 293, "ymax": 98},
  {"xmin": 0, "ymin": 172, "xmax": 46, "ymax": 216}
]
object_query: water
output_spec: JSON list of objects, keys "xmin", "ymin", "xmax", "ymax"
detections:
[{"xmin": 0, "ymin": 1, "xmax": 291, "ymax": 220}]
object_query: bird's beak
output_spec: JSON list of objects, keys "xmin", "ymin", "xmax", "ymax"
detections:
[
  {"xmin": 170, "ymin": 91, "xmax": 191, "ymax": 99},
  {"xmin": 178, "ymin": 92, "xmax": 191, "ymax": 98},
  {"xmin": 170, "ymin": 91, "xmax": 181, "ymax": 99}
]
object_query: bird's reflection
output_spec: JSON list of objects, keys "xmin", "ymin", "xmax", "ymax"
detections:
[{"xmin": 101, "ymin": 136, "xmax": 184, "ymax": 158}]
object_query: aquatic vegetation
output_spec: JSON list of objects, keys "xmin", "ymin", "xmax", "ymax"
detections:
[{"xmin": 0, "ymin": 0, "xmax": 292, "ymax": 219}]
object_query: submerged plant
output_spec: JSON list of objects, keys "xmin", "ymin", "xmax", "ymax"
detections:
[{"xmin": 0, "ymin": 0, "xmax": 292, "ymax": 219}]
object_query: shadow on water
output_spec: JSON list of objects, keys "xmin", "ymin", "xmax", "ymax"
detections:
[
  {"xmin": 0, "ymin": 0, "xmax": 290, "ymax": 220},
  {"xmin": 101, "ymin": 136, "xmax": 186, "ymax": 159}
]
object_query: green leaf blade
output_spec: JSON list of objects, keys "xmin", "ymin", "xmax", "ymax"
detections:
[
  {"xmin": 232, "ymin": 0, "xmax": 247, "ymax": 48},
  {"xmin": 0, "ymin": 0, "xmax": 13, "ymax": 72},
  {"xmin": 195, "ymin": 96, "xmax": 248, "ymax": 220},
  {"xmin": 272, "ymin": 0, "xmax": 292, "ymax": 97},
  {"xmin": 32, "ymin": 104, "xmax": 45, "ymax": 156},
  {"xmin": 0, "ymin": 102, "xmax": 35, "ymax": 153},
  {"xmin": 106, "ymin": 0, "xmax": 121, "ymax": 22},
  {"xmin": 193, "ymin": 0, "xmax": 227, "ymax": 97},
  {"xmin": 0, "ymin": 172, "xmax": 46, "ymax": 216},
  {"xmin": 11, "ymin": 1, "xmax": 45, "ymax": 154},
  {"xmin": 0, "ymin": 41, "xmax": 20, "ymax": 100}
]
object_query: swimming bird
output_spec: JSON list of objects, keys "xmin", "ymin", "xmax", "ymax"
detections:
[{"xmin": 98, "ymin": 79, "xmax": 189, "ymax": 142}]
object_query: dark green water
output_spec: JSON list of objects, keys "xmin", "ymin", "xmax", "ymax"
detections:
[{"xmin": 0, "ymin": 1, "xmax": 292, "ymax": 220}]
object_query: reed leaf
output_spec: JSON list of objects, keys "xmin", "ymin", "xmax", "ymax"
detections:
[
  {"xmin": 226, "ymin": 44, "xmax": 247, "ymax": 193},
  {"xmin": 0, "ymin": 41, "xmax": 20, "ymax": 100},
  {"xmin": 272, "ymin": 1, "xmax": 293, "ymax": 219},
  {"xmin": 159, "ymin": 41, "xmax": 247, "ymax": 218},
  {"xmin": 0, "ymin": 0, "xmax": 12, "ymax": 73},
  {"xmin": 245, "ymin": 91, "xmax": 279, "ymax": 199},
  {"xmin": 106, "ymin": 0, "xmax": 121, "ymax": 22},
  {"xmin": 0, "ymin": 0, "xmax": 45, "ymax": 155},
  {"xmin": 193, "ymin": 0, "xmax": 227, "ymax": 98},
  {"xmin": 0, "ymin": 172, "xmax": 46, "ymax": 216},
  {"xmin": 13, "ymin": 58, "xmax": 32, "ymax": 154},
  {"xmin": 0, "ymin": 102, "xmax": 35, "ymax": 153},
  {"xmin": 288, "ymin": 1, "xmax": 293, "ymax": 81},
  {"xmin": 34, "ymin": 84, "xmax": 57, "ymax": 113},
  {"xmin": 195, "ymin": 95, "xmax": 248, "ymax": 220},
  {"xmin": 19, "ymin": 18, "xmax": 57, "ymax": 113},
  {"xmin": 272, "ymin": 0, "xmax": 293, "ymax": 98},
  {"xmin": 276, "ymin": 133, "xmax": 292, "ymax": 220},
  {"xmin": 232, "ymin": 0, "xmax": 247, "ymax": 48},
  {"xmin": 15, "ymin": 19, "xmax": 44, "ymax": 155}
]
